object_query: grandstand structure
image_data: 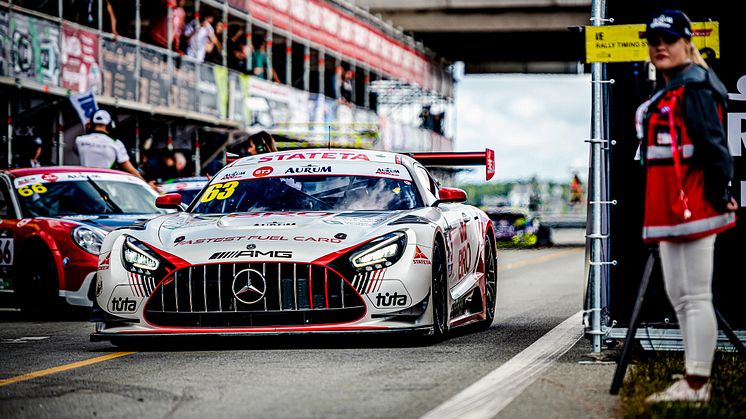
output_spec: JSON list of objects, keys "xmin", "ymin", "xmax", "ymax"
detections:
[{"xmin": 0, "ymin": 0, "xmax": 454, "ymax": 173}]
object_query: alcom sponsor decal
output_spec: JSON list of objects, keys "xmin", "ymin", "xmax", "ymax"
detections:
[
  {"xmin": 209, "ymin": 250, "xmax": 293, "ymax": 260},
  {"xmin": 221, "ymin": 170, "xmax": 247, "ymax": 180},
  {"xmin": 375, "ymin": 167, "xmax": 400, "ymax": 176}
]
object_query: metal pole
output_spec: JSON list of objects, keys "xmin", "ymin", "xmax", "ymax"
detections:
[
  {"xmin": 194, "ymin": 129, "xmax": 201, "ymax": 176},
  {"xmin": 222, "ymin": 1, "xmax": 228, "ymax": 68},
  {"xmin": 134, "ymin": 115, "xmax": 140, "ymax": 165},
  {"xmin": 363, "ymin": 67, "xmax": 370, "ymax": 109},
  {"xmin": 7, "ymin": 100, "xmax": 13, "ymax": 167},
  {"xmin": 246, "ymin": 16, "xmax": 252, "ymax": 74},
  {"xmin": 319, "ymin": 48, "xmax": 325, "ymax": 97},
  {"xmin": 286, "ymin": 36, "xmax": 292, "ymax": 86},
  {"xmin": 588, "ymin": 0, "xmax": 607, "ymax": 353},
  {"xmin": 267, "ymin": 12, "xmax": 274, "ymax": 83},
  {"xmin": 57, "ymin": 107, "xmax": 64, "ymax": 165},
  {"xmin": 303, "ymin": 44, "xmax": 310, "ymax": 92},
  {"xmin": 135, "ymin": 0, "xmax": 141, "ymax": 102}
]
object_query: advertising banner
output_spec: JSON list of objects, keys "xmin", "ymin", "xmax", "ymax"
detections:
[
  {"xmin": 214, "ymin": 65, "xmax": 229, "ymax": 119},
  {"xmin": 228, "ymin": 71, "xmax": 251, "ymax": 124},
  {"xmin": 101, "ymin": 39, "xmax": 137, "ymax": 101},
  {"xmin": 140, "ymin": 46, "xmax": 170, "ymax": 107},
  {"xmin": 171, "ymin": 58, "xmax": 198, "ymax": 113},
  {"xmin": 586, "ymin": 21, "xmax": 720, "ymax": 63},
  {"xmin": 198, "ymin": 63, "xmax": 219, "ymax": 117},
  {"xmin": 0, "ymin": 11, "xmax": 8, "ymax": 77},
  {"xmin": 61, "ymin": 23, "xmax": 101, "ymax": 93},
  {"xmin": 9, "ymin": 14, "xmax": 59, "ymax": 86}
]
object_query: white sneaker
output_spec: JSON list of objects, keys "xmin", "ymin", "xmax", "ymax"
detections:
[{"xmin": 644, "ymin": 379, "xmax": 711, "ymax": 404}]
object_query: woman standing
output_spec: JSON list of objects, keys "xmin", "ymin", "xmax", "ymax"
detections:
[{"xmin": 637, "ymin": 10, "xmax": 738, "ymax": 404}]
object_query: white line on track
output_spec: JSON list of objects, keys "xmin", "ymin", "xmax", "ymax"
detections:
[{"xmin": 420, "ymin": 310, "xmax": 584, "ymax": 419}]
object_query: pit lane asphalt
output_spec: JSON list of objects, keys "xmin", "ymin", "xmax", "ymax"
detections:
[{"xmin": 0, "ymin": 246, "xmax": 587, "ymax": 419}]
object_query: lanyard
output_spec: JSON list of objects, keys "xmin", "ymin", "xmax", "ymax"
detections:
[{"xmin": 665, "ymin": 96, "xmax": 691, "ymax": 220}]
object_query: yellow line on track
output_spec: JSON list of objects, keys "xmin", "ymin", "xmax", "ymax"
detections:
[
  {"xmin": 0, "ymin": 351, "xmax": 135, "ymax": 387},
  {"xmin": 499, "ymin": 247, "xmax": 584, "ymax": 272}
]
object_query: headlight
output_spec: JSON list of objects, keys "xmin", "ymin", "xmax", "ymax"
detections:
[
  {"xmin": 121, "ymin": 236, "xmax": 160, "ymax": 272},
  {"xmin": 72, "ymin": 226, "xmax": 106, "ymax": 255},
  {"xmin": 350, "ymin": 232, "xmax": 407, "ymax": 271}
]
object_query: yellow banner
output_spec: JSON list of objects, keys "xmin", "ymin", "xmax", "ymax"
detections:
[{"xmin": 585, "ymin": 22, "xmax": 720, "ymax": 63}]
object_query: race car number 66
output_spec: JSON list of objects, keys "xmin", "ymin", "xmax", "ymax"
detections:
[
  {"xmin": 200, "ymin": 181, "xmax": 239, "ymax": 203},
  {"xmin": 17, "ymin": 184, "xmax": 47, "ymax": 197}
]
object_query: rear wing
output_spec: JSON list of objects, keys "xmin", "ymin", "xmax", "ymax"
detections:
[{"xmin": 408, "ymin": 149, "xmax": 495, "ymax": 181}]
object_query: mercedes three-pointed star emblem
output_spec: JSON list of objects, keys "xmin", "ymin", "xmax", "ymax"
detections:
[{"xmin": 231, "ymin": 269, "xmax": 267, "ymax": 305}]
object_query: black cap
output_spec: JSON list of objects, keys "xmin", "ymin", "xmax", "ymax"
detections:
[{"xmin": 645, "ymin": 10, "xmax": 693, "ymax": 40}]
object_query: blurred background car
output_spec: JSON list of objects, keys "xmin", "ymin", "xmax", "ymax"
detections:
[
  {"xmin": 486, "ymin": 207, "xmax": 552, "ymax": 248},
  {"xmin": 159, "ymin": 176, "xmax": 208, "ymax": 206}
]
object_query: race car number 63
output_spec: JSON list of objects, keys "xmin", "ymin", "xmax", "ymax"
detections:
[
  {"xmin": 17, "ymin": 184, "xmax": 47, "ymax": 197},
  {"xmin": 200, "ymin": 181, "xmax": 239, "ymax": 202}
]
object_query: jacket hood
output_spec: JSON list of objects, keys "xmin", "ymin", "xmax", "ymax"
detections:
[{"xmin": 660, "ymin": 64, "xmax": 728, "ymax": 102}]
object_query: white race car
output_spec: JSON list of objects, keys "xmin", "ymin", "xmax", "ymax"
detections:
[{"xmin": 92, "ymin": 149, "xmax": 498, "ymax": 343}]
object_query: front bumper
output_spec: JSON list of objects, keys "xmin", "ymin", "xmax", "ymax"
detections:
[{"xmin": 59, "ymin": 271, "xmax": 96, "ymax": 307}]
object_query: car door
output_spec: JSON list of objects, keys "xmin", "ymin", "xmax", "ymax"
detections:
[{"xmin": 0, "ymin": 174, "xmax": 20, "ymax": 293}]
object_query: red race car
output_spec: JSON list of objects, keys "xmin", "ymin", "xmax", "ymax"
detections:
[{"xmin": 0, "ymin": 167, "xmax": 165, "ymax": 313}]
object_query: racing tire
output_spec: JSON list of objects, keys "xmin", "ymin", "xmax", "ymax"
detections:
[
  {"xmin": 430, "ymin": 240, "xmax": 448, "ymax": 340},
  {"xmin": 15, "ymin": 244, "xmax": 59, "ymax": 317},
  {"xmin": 477, "ymin": 236, "xmax": 498, "ymax": 330}
]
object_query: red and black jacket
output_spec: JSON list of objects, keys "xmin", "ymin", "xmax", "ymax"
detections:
[{"xmin": 640, "ymin": 64, "xmax": 736, "ymax": 242}]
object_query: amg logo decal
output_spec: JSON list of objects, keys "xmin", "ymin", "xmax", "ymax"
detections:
[
  {"xmin": 285, "ymin": 165, "xmax": 332, "ymax": 174},
  {"xmin": 209, "ymin": 250, "xmax": 293, "ymax": 260},
  {"xmin": 375, "ymin": 292, "xmax": 408, "ymax": 307},
  {"xmin": 110, "ymin": 297, "xmax": 136, "ymax": 312}
]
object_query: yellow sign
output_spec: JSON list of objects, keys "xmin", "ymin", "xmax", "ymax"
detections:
[{"xmin": 585, "ymin": 22, "xmax": 720, "ymax": 63}]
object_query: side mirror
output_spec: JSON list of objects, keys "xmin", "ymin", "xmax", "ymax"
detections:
[
  {"xmin": 226, "ymin": 152, "xmax": 239, "ymax": 164},
  {"xmin": 156, "ymin": 193, "xmax": 183, "ymax": 211},
  {"xmin": 433, "ymin": 187, "xmax": 467, "ymax": 206}
]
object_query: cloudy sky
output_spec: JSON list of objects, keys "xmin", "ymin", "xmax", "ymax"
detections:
[{"xmin": 453, "ymin": 73, "xmax": 592, "ymax": 184}]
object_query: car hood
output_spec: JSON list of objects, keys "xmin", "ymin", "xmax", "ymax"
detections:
[
  {"xmin": 155, "ymin": 210, "xmax": 418, "ymax": 263},
  {"xmin": 61, "ymin": 214, "xmax": 157, "ymax": 233}
]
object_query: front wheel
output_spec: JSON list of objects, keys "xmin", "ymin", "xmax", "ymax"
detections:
[
  {"xmin": 15, "ymin": 244, "xmax": 59, "ymax": 317},
  {"xmin": 478, "ymin": 236, "xmax": 498, "ymax": 330},
  {"xmin": 430, "ymin": 240, "xmax": 448, "ymax": 339}
]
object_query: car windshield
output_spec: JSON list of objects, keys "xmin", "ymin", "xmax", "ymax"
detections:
[
  {"xmin": 17, "ymin": 179, "xmax": 162, "ymax": 217},
  {"xmin": 191, "ymin": 175, "xmax": 422, "ymax": 214}
]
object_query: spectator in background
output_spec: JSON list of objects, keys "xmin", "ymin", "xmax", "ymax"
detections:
[
  {"xmin": 243, "ymin": 130, "xmax": 277, "ymax": 156},
  {"xmin": 205, "ymin": 21, "xmax": 226, "ymax": 64},
  {"xmin": 16, "ymin": 137, "xmax": 43, "ymax": 168},
  {"xmin": 227, "ymin": 25, "xmax": 249, "ymax": 72},
  {"xmin": 149, "ymin": 0, "xmax": 186, "ymax": 53},
  {"xmin": 251, "ymin": 37, "xmax": 280, "ymax": 83},
  {"xmin": 142, "ymin": 149, "xmax": 177, "ymax": 185},
  {"xmin": 569, "ymin": 172, "xmax": 584, "ymax": 206},
  {"xmin": 71, "ymin": 0, "xmax": 118, "ymax": 37},
  {"xmin": 340, "ymin": 69, "xmax": 354, "ymax": 105},
  {"xmin": 74, "ymin": 110, "xmax": 145, "ymax": 182},
  {"xmin": 186, "ymin": 14, "xmax": 220, "ymax": 63}
]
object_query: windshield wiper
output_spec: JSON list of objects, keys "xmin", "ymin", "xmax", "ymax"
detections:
[{"xmin": 86, "ymin": 176, "xmax": 124, "ymax": 214}]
